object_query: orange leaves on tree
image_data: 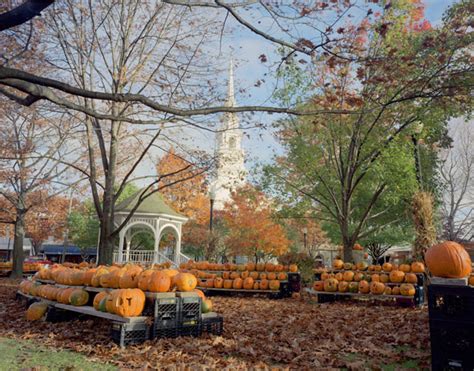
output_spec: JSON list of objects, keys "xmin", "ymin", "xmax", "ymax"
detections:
[{"xmin": 222, "ymin": 185, "xmax": 289, "ymax": 260}]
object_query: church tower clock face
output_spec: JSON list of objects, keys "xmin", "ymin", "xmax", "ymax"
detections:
[{"xmin": 210, "ymin": 60, "xmax": 247, "ymax": 210}]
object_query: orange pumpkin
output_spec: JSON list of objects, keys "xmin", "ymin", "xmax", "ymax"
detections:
[
  {"xmin": 93, "ymin": 291, "xmax": 109, "ymax": 310},
  {"xmin": 334, "ymin": 272, "xmax": 343, "ymax": 281},
  {"xmin": 389, "ymin": 270, "xmax": 405, "ymax": 283},
  {"xmin": 137, "ymin": 269, "xmax": 154, "ymax": 291},
  {"xmin": 232, "ymin": 278, "xmax": 243, "ymax": 289},
  {"xmin": 256, "ymin": 263, "xmax": 265, "ymax": 271},
  {"xmin": 243, "ymin": 277, "xmax": 254, "ymax": 290},
  {"xmin": 382, "ymin": 263, "xmax": 393, "ymax": 272},
  {"xmin": 250, "ymin": 271, "xmax": 259, "ymax": 280},
  {"xmin": 392, "ymin": 286, "xmax": 401, "ymax": 295},
  {"xmin": 332, "ymin": 259, "xmax": 344, "ymax": 270},
  {"xmin": 289, "ymin": 264, "xmax": 298, "ymax": 272},
  {"xmin": 399, "ymin": 264, "xmax": 411, "ymax": 273},
  {"xmin": 222, "ymin": 271, "xmax": 231, "ymax": 279},
  {"xmin": 174, "ymin": 273, "xmax": 198, "ymax": 292},
  {"xmin": 265, "ymin": 263, "xmax": 275, "ymax": 272},
  {"xmin": 119, "ymin": 271, "xmax": 141, "ymax": 289},
  {"xmin": 253, "ymin": 282, "xmax": 260, "ymax": 290},
  {"xmin": 274, "ymin": 264, "xmax": 284, "ymax": 272},
  {"xmin": 356, "ymin": 261, "xmax": 368, "ymax": 271},
  {"xmin": 425, "ymin": 241, "xmax": 472, "ymax": 278},
  {"xmin": 277, "ymin": 272, "xmax": 287, "ymax": 281},
  {"xmin": 405, "ymin": 273, "xmax": 418, "ymax": 284},
  {"xmin": 241, "ymin": 271, "xmax": 250, "ymax": 279},
  {"xmin": 384, "ymin": 286, "xmax": 392, "ymax": 295},
  {"xmin": 400, "ymin": 283, "xmax": 416, "ymax": 296},
  {"xmin": 380, "ymin": 274, "xmax": 389, "ymax": 283},
  {"xmin": 26, "ymin": 302, "xmax": 48, "ymax": 321},
  {"xmin": 469, "ymin": 275, "xmax": 474, "ymax": 286},
  {"xmin": 223, "ymin": 279, "xmax": 233, "ymax": 289},
  {"xmin": 148, "ymin": 271, "xmax": 171, "ymax": 292},
  {"xmin": 344, "ymin": 262, "xmax": 353, "ymax": 270},
  {"xmin": 374, "ymin": 265, "xmax": 382, "ymax": 272},
  {"xmin": 313, "ymin": 281, "xmax": 324, "ymax": 291},
  {"xmin": 269, "ymin": 280, "xmax": 280, "ymax": 291},
  {"xmin": 230, "ymin": 271, "xmax": 240, "ymax": 280},
  {"xmin": 69, "ymin": 289, "xmax": 89, "ymax": 306},
  {"xmin": 410, "ymin": 262, "xmax": 425, "ymax": 273},
  {"xmin": 214, "ymin": 277, "xmax": 224, "ymax": 288},
  {"xmin": 259, "ymin": 272, "xmax": 267, "ymax": 280},
  {"xmin": 206, "ymin": 279, "xmax": 214, "ymax": 288},
  {"xmin": 323, "ymin": 278, "xmax": 339, "ymax": 292},
  {"xmin": 267, "ymin": 272, "xmax": 277, "ymax": 280},
  {"xmin": 338, "ymin": 281, "xmax": 349, "ymax": 293},
  {"xmin": 358, "ymin": 280, "xmax": 370, "ymax": 294},
  {"xmin": 110, "ymin": 289, "xmax": 146, "ymax": 317},
  {"xmin": 343, "ymin": 271, "xmax": 354, "ymax": 282},
  {"xmin": 371, "ymin": 274, "xmax": 380, "ymax": 283},
  {"xmin": 321, "ymin": 272, "xmax": 330, "ymax": 280},
  {"xmin": 370, "ymin": 281, "xmax": 385, "ymax": 295},
  {"xmin": 260, "ymin": 279, "xmax": 269, "ymax": 290},
  {"xmin": 354, "ymin": 272, "xmax": 364, "ymax": 282},
  {"xmin": 246, "ymin": 262, "xmax": 256, "ymax": 271}
]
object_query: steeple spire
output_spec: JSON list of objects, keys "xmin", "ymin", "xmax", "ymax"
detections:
[{"xmin": 225, "ymin": 59, "xmax": 235, "ymax": 107}]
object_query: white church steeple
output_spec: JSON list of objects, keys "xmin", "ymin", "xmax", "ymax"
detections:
[{"xmin": 210, "ymin": 60, "xmax": 247, "ymax": 210}]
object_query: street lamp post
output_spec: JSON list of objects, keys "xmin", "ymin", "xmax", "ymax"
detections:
[{"xmin": 303, "ymin": 227, "xmax": 308, "ymax": 251}]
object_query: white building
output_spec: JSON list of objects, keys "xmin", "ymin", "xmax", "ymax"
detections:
[{"xmin": 210, "ymin": 61, "xmax": 247, "ymax": 210}]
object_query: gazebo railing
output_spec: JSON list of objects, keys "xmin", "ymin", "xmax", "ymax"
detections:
[{"xmin": 113, "ymin": 250, "xmax": 173, "ymax": 265}]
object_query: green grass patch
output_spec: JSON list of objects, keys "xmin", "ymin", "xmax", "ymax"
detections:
[{"xmin": 0, "ymin": 337, "xmax": 117, "ymax": 371}]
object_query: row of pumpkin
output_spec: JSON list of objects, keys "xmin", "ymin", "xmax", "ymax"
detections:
[
  {"xmin": 180, "ymin": 261, "xmax": 298, "ymax": 273},
  {"xmin": 321, "ymin": 270, "xmax": 420, "ymax": 284},
  {"xmin": 313, "ymin": 279, "xmax": 416, "ymax": 296},
  {"xmin": 192, "ymin": 269, "xmax": 289, "ymax": 281},
  {"xmin": 35, "ymin": 264, "xmax": 198, "ymax": 292},
  {"xmin": 0, "ymin": 262, "xmax": 44, "ymax": 272},
  {"xmin": 328, "ymin": 261, "xmax": 425, "ymax": 273},
  {"xmin": 197, "ymin": 276, "xmax": 281, "ymax": 291}
]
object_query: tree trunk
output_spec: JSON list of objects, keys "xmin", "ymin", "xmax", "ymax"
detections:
[
  {"xmin": 98, "ymin": 218, "xmax": 115, "ymax": 265},
  {"xmin": 11, "ymin": 211, "xmax": 26, "ymax": 278}
]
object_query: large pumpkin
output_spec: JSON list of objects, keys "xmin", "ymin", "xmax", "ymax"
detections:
[
  {"xmin": 358, "ymin": 280, "xmax": 370, "ymax": 294},
  {"xmin": 256, "ymin": 263, "xmax": 265, "ymax": 271},
  {"xmin": 269, "ymin": 280, "xmax": 280, "ymax": 291},
  {"xmin": 323, "ymin": 278, "xmax": 339, "ymax": 292},
  {"xmin": 26, "ymin": 302, "xmax": 48, "ymax": 321},
  {"xmin": 249, "ymin": 271, "xmax": 259, "ymax": 280},
  {"xmin": 371, "ymin": 274, "xmax": 380, "ymax": 283},
  {"xmin": 260, "ymin": 279, "xmax": 269, "ymax": 290},
  {"xmin": 382, "ymin": 263, "xmax": 393, "ymax": 272},
  {"xmin": 246, "ymin": 262, "xmax": 256, "ymax": 271},
  {"xmin": 370, "ymin": 282, "xmax": 385, "ymax": 295},
  {"xmin": 91, "ymin": 267, "xmax": 109, "ymax": 287},
  {"xmin": 265, "ymin": 263, "xmax": 275, "ymax": 272},
  {"xmin": 57, "ymin": 288, "xmax": 75, "ymax": 304},
  {"xmin": 69, "ymin": 289, "xmax": 89, "ymax": 306},
  {"xmin": 380, "ymin": 274, "xmax": 389, "ymax": 284},
  {"xmin": 389, "ymin": 270, "xmax": 405, "ymax": 283},
  {"xmin": 83, "ymin": 268, "xmax": 97, "ymax": 286},
  {"xmin": 223, "ymin": 279, "xmax": 233, "ymax": 289},
  {"xmin": 343, "ymin": 271, "xmax": 354, "ymax": 282},
  {"xmin": 425, "ymin": 241, "xmax": 472, "ymax": 278},
  {"xmin": 353, "ymin": 272, "xmax": 364, "ymax": 282},
  {"xmin": 173, "ymin": 273, "xmax": 197, "ymax": 292},
  {"xmin": 405, "ymin": 273, "xmax": 418, "ymax": 284},
  {"xmin": 243, "ymin": 277, "xmax": 254, "ymax": 290},
  {"xmin": 232, "ymin": 278, "xmax": 243, "ymax": 289},
  {"xmin": 241, "ymin": 271, "xmax": 250, "ymax": 279},
  {"xmin": 338, "ymin": 281, "xmax": 349, "ymax": 293},
  {"xmin": 119, "ymin": 271, "xmax": 141, "ymax": 289},
  {"xmin": 313, "ymin": 281, "xmax": 324, "ymax": 291},
  {"xmin": 93, "ymin": 291, "xmax": 109, "ymax": 310},
  {"xmin": 148, "ymin": 271, "xmax": 171, "ymax": 293},
  {"xmin": 332, "ymin": 259, "xmax": 344, "ymax": 270},
  {"xmin": 137, "ymin": 269, "xmax": 154, "ymax": 291},
  {"xmin": 214, "ymin": 277, "xmax": 224, "ymax": 288},
  {"xmin": 110, "ymin": 289, "xmax": 146, "ymax": 317},
  {"xmin": 230, "ymin": 272, "xmax": 240, "ymax": 280},
  {"xmin": 267, "ymin": 272, "xmax": 277, "ymax": 280},
  {"xmin": 400, "ymin": 284, "xmax": 416, "ymax": 296}
]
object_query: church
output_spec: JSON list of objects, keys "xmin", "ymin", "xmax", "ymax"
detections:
[{"xmin": 210, "ymin": 61, "xmax": 247, "ymax": 210}]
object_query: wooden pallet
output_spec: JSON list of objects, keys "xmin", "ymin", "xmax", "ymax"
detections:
[{"xmin": 305, "ymin": 288, "xmax": 415, "ymax": 300}]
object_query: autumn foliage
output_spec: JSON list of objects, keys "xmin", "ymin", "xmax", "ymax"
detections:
[{"xmin": 223, "ymin": 185, "xmax": 289, "ymax": 261}]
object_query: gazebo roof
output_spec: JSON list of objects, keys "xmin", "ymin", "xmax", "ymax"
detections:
[{"xmin": 115, "ymin": 190, "xmax": 185, "ymax": 219}]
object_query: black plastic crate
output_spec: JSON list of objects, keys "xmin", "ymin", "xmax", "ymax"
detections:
[
  {"xmin": 428, "ymin": 285, "xmax": 474, "ymax": 323},
  {"xmin": 178, "ymin": 323, "xmax": 202, "ymax": 337},
  {"xmin": 179, "ymin": 297, "xmax": 201, "ymax": 326},
  {"xmin": 151, "ymin": 325, "xmax": 178, "ymax": 339},
  {"xmin": 45, "ymin": 306, "xmax": 77, "ymax": 323},
  {"xmin": 111, "ymin": 322, "xmax": 149, "ymax": 348},
  {"xmin": 430, "ymin": 319, "xmax": 474, "ymax": 371},
  {"xmin": 279, "ymin": 282, "xmax": 291, "ymax": 298},
  {"xmin": 202, "ymin": 315, "xmax": 223, "ymax": 335},
  {"xmin": 289, "ymin": 280, "xmax": 301, "ymax": 293},
  {"xmin": 288, "ymin": 272, "xmax": 301, "ymax": 283}
]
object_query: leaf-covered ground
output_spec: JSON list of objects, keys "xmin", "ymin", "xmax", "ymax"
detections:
[{"xmin": 0, "ymin": 278, "xmax": 431, "ymax": 369}]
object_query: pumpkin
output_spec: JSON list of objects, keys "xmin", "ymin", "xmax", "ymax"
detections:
[
  {"xmin": 259, "ymin": 273, "xmax": 267, "ymax": 280},
  {"xmin": 110, "ymin": 289, "xmax": 146, "ymax": 317},
  {"xmin": 399, "ymin": 264, "xmax": 411, "ymax": 273},
  {"xmin": 411, "ymin": 262, "xmax": 425, "ymax": 273},
  {"xmin": 358, "ymin": 280, "xmax": 370, "ymax": 294},
  {"xmin": 374, "ymin": 265, "xmax": 382, "ymax": 272},
  {"xmin": 335, "ymin": 272, "xmax": 343, "ymax": 281},
  {"xmin": 289, "ymin": 264, "xmax": 298, "ymax": 272},
  {"xmin": 370, "ymin": 282, "xmax": 385, "ymax": 295},
  {"xmin": 292, "ymin": 292, "xmax": 301, "ymax": 299},
  {"xmin": 91, "ymin": 267, "xmax": 109, "ymax": 287},
  {"xmin": 267, "ymin": 272, "xmax": 277, "ymax": 280},
  {"xmin": 425, "ymin": 241, "xmax": 472, "ymax": 278},
  {"xmin": 384, "ymin": 286, "xmax": 392, "ymax": 295},
  {"xmin": 241, "ymin": 271, "xmax": 250, "ymax": 279},
  {"xmin": 354, "ymin": 272, "xmax": 364, "ymax": 282},
  {"xmin": 400, "ymin": 283, "xmax": 416, "ymax": 296},
  {"xmin": 392, "ymin": 286, "xmax": 401, "ymax": 295},
  {"xmin": 26, "ymin": 302, "xmax": 48, "ymax": 321},
  {"xmin": 148, "ymin": 271, "xmax": 171, "ymax": 292},
  {"xmin": 253, "ymin": 282, "xmax": 260, "ymax": 290},
  {"xmin": 341, "ymin": 271, "xmax": 353, "ymax": 282},
  {"xmin": 380, "ymin": 274, "xmax": 389, "ymax": 283},
  {"xmin": 202, "ymin": 299, "xmax": 213, "ymax": 313},
  {"xmin": 243, "ymin": 277, "xmax": 254, "ymax": 290},
  {"xmin": 332, "ymin": 259, "xmax": 344, "ymax": 270},
  {"xmin": 277, "ymin": 272, "xmax": 287, "ymax": 281},
  {"xmin": 269, "ymin": 280, "xmax": 280, "ymax": 291},
  {"xmin": 260, "ymin": 279, "xmax": 269, "ymax": 290},
  {"xmin": 356, "ymin": 262, "xmax": 368, "ymax": 271},
  {"xmin": 353, "ymin": 243, "xmax": 363, "ymax": 251},
  {"xmin": 70, "ymin": 271, "xmax": 85, "ymax": 286},
  {"xmin": 321, "ymin": 272, "xmax": 330, "ymax": 280},
  {"xmin": 119, "ymin": 271, "xmax": 141, "ymax": 289},
  {"xmin": 368, "ymin": 265, "xmax": 375, "ymax": 272},
  {"xmin": 348, "ymin": 282, "xmax": 359, "ymax": 293},
  {"xmin": 313, "ymin": 281, "xmax": 324, "ymax": 291},
  {"xmin": 343, "ymin": 262, "xmax": 353, "ymax": 270},
  {"xmin": 468, "ymin": 275, "xmax": 474, "ymax": 286},
  {"xmin": 223, "ymin": 280, "xmax": 233, "ymax": 289},
  {"xmin": 246, "ymin": 262, "xmax": 256, "ymax": 271},
  {"xmin": 371, "ymin": 274, "xmax": 380, "ymax": 283},
  {"xmin": 93, "ymin": 291, "xmax": 109, "ymax": 310},
  {"xmin": 275, "ymin": 264, "xmax": 284, "ymax": 272},
  {"xmin": 324, "ymin": 278, "xmax": 339, "ymax": 292},
  {"xmin": 69, "ymin": 289, "xmax": 89, "ymax": 306},
  {"xmin": 161, "ymin": 269, "xmax": 179, "ymax": 279},
  {"xmin": 206, "ymin": 279, "xmax": 214, "ymax": 288},
  {"xmin": 249, "ymin": 271, "xmax": 259, "ymax": 280},
  {"xmin": 83, "ymin": 268, "xmax": 97, "ymax": 286},
  {"xmin": 256, "ymin": 263, "xmax": 265, "ymax": 271},
  {"xmin": 214, "ymin": 277, "xmax": 224, "ymax": 288},
  {"xmin": 230, "ymin": 272, "xmax": 240, "ymax": 280},
  {"xmin": 57, "ymin": 288, "xmax": 75, "ymax": 304},
  {"xmin": 264, "ymin": 263, "xmax": 274, "ymax": 272},
  {"xmin": 389, "ymin": 270, "xmax": 405, "ymax": 283},
  {"xmin": 237, "ymin": 264, "xmax": 246, "ymax": 272},
  {"xmin": 405, "ymin": 273, "xmax": 418, "ymax": 284},
  {"xmin": 173, "ymin": 273, "xmax": 198, "ymax": 292},
  {"xmin": 193, "ymin": 289, "xmax": 206, "ymax": 299},
  {"xmin": 29, "ymin": 282, "xmax": 42, "ymax": 297},
  {"xmin": 222, "ymin": 271, "xmax": 231, "ymax": 279},
  {"xmin": 382, "ymin": 263, "xmax": 393, "ymax": 272},
  {"xmin": 232, "ymin": 278, "xmax": 243, "ymax": 289},
  {"xmin": 338, "ymin": 281, "xmax": 349, "ymax": 293}
]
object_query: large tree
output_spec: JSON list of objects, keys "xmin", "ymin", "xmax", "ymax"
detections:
[{"xmin": 262, "ymin": 1, "xmax": 473, "ymax": 261}]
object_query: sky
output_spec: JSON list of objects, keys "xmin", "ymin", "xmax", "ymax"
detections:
[{"xmin": 137, "ymin": 0, "xmax": 461, "ymax": 186}]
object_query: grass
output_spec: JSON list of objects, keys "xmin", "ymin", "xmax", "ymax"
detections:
[{"xmin": 0, "ymin": 337, "xmax": 117, "ymax": 371}]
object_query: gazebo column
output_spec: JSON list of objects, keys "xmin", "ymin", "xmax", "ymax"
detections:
[
  {"xmin": 153, "ymin": 229, "xmax": 160, "ymax": 264},
  {"xmin": 118, "ymin": 230, "xmax": 125, "ymax": 263},
  {"xmin": 125, "ymin": 229, "xmax": 131, "ymax": 262},
  {"xmin": 174, "ymin": 224, "xmax": 182, "ymax": 265}
]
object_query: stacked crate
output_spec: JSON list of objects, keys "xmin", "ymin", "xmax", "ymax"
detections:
[{"xmin": 428, "ymin": 284, "xmax": 474, "ymax": 370}]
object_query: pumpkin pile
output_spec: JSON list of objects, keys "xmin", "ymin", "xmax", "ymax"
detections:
[
  {"xmin": 0, "ymin": 261, "xmax": 44, "ymax": 272},
  {"xmin": 20, "ymin": 280, "xmax": 90, "ymax": 306},
  {"xmin": 92, "ymin": 289, "xmax": 146, "ymax": 317},
  {"xmin": 182, "ymin": 261, "xmax": 298, "ymax": 292}
]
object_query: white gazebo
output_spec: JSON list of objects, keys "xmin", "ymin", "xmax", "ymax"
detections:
[{"xmin": 113, "ymin": 190, "xmax": 189, "ymax": 266}]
